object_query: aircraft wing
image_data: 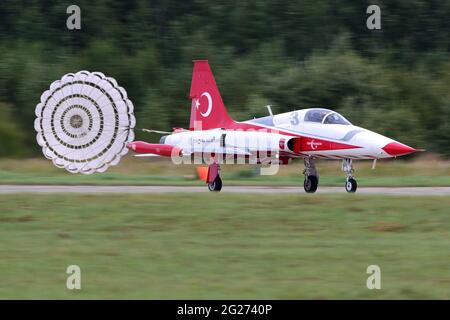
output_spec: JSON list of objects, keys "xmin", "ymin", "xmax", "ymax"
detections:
[{"xmin": 184, "ymin": 146, "xmax": 252, "ymax": 156}]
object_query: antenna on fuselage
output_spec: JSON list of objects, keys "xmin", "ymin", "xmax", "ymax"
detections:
[
  {"xmin": 265, "ymin": 105, "xmax": 273, "ymax": 116},
  {"xmin": 142, "ymin": 128, "xmax": 172, "ymax": 134}
]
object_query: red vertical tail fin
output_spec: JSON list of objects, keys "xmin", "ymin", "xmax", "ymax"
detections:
[{"xmin": 189, "ymin": 60, "xmax": 235, "ymax": 130}]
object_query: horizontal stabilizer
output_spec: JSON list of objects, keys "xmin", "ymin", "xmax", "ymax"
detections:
[{"xmin": 134, "ymin": 154, "xmax": 161, "ymax": 157}]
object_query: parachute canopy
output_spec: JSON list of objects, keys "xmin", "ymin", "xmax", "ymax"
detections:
[{"xmin": 34, "ymin": 71, "xmax": 136, "ymax": 174}]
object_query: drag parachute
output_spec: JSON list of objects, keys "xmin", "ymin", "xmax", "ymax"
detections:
[{"xmin": 34, "ymin": 71, "xmax": 136, "ymax": 174}]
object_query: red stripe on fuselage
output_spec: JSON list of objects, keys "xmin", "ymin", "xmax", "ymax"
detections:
[{"xmin": 224, "ymin": 121, "xmax": 361, "ymax": 152}]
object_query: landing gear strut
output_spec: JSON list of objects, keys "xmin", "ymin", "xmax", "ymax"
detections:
[
  {"xmin": 207, "ymin": 162, "xmax": 222, "ymax": 192},
  {"xmin": 342, "ymin": 158, "xmax": 357, "ymax": 193},
  {"xmin": 303, "ymin": 158, "xmax": 319, "ymax": 193}
]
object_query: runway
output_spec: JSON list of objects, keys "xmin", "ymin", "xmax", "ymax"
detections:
[{"xmin": 1, "ymin": 185, "xmax": 450, "ymax": 195}]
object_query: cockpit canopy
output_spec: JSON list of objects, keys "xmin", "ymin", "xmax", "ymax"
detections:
[
  {"xmin": 304, "ymin": 108, "xmax": 351, "ymax": 125},
  {"xmin": 250, "ymin": 107, "xmax": 352, "ymax": 128}
]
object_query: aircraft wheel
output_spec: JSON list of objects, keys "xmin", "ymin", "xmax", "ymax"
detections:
[
  {"xmin": 208, "ymin": 176, "xmax": 222, "ymax": 192},
  {"xmin": 304, "ymin": 175, "xmax": 318, "ymax": 193},
  {"xmin": 345, "ymin": 178, "xmax": 357, "ymax": 193}
]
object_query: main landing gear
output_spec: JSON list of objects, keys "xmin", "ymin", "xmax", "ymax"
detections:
[
  {"xmin": 208, "ymin": 176, "xmax": 222, "ymax": 192},
  {"xmin": 206, "ymin": 162, "xmax": 222, "ymax": 192},
  {"xmin": 303, "ymin": 158, "xmax": 319, "ymax": 193},
  {"xmin": 342, "ymin": 158, "xmax": 357, "ymax": 193}
]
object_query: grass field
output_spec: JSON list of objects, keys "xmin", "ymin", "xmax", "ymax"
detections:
[
  {"xmin": 0, "ymin": 193, "xmax": 449, "ymax": 299},
  {"xmin": 1, "ymin": 156, "xmax": 450, "ymax": 187}
]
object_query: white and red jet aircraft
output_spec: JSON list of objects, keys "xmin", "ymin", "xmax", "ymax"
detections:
[
  {"xmin": 35, "ymin": 61, "xmax": 418, "ymax": 192},
  {"xmin": 127, "ymin": 60, "xmax": 418, "ymax": 193}
]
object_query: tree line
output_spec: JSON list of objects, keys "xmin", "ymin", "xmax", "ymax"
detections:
[{"xmin": 0, "ymin": 0, "xmax": 449, "ymax": 157}]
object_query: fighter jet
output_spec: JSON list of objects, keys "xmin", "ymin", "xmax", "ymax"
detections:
[
  {"xmin": 35, "ymin": 61, "xmax": 418, "ymax": 193},
  {"xmin": 127, "ymin": 60, "xmax": 418, "ymax": 193}
]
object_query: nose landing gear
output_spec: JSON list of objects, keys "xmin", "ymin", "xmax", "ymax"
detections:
[
  {"xmin": 342, "ymin": 159, "xmax": 357, "ymax": 193},
  {"xmin": 303, "ymin": 158, "xmax": 319, "ymax": 193},
  {"xmin": 345, "ymin": 178, "xmax": 357, "ymax": 192}
]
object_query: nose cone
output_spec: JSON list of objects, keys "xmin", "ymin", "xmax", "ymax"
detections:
[{"xmin": 382, "ymin": 142, "xmax": 416, "ymax": 156}]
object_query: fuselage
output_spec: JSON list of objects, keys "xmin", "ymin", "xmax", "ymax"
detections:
[
  {"xmin": 243, "ymin": 108, "xmax": 416, "ymax": 159},
  {"xmin": 159, "ymin": 108, "xmax": 416, "ymax": 162},
  {"xmin": 126, "ymin": 60, "xmax": 419, "ymax": 193}
]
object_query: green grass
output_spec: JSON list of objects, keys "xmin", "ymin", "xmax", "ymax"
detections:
[
  {"xmin": 0, "ymin": 193, "xmax": 449, "ymax": 299},
  {"xmin": 1, "ymin": 157, "xmax": 450, "ymax": 186},
  {"xmin": 2, "ymin": 170, "xmax": 450, "ymax": 187}
]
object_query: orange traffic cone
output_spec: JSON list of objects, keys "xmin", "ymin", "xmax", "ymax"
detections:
[{"xmin": 196, "ymin": 166, "xmax": 208, "ymax": 182}]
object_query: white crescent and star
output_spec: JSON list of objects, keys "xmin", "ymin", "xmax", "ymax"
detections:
[
  {"xmin": 307, "ymin": 139, "xmax": 322, "ymax": 150},
  {"xmin": 194, "ymin": 92, "xmax": 212, "ymax": 117}
]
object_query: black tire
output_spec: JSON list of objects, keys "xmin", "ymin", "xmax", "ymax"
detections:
[
  {"xmin": 304, "ymin": 175, "xmax": 318, "ymax": 193},
  {"xmin": 208, "ymin": 176, "xmax": 222, "ymax": 192},
  {"xmin": 345, "ymin": 178, "xmax": 357, "ymax": 193}
]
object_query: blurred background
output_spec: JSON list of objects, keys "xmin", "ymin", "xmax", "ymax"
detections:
[{"xmin": 1, "ymin": 0, "xmax": 450, "ymax": 159}]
